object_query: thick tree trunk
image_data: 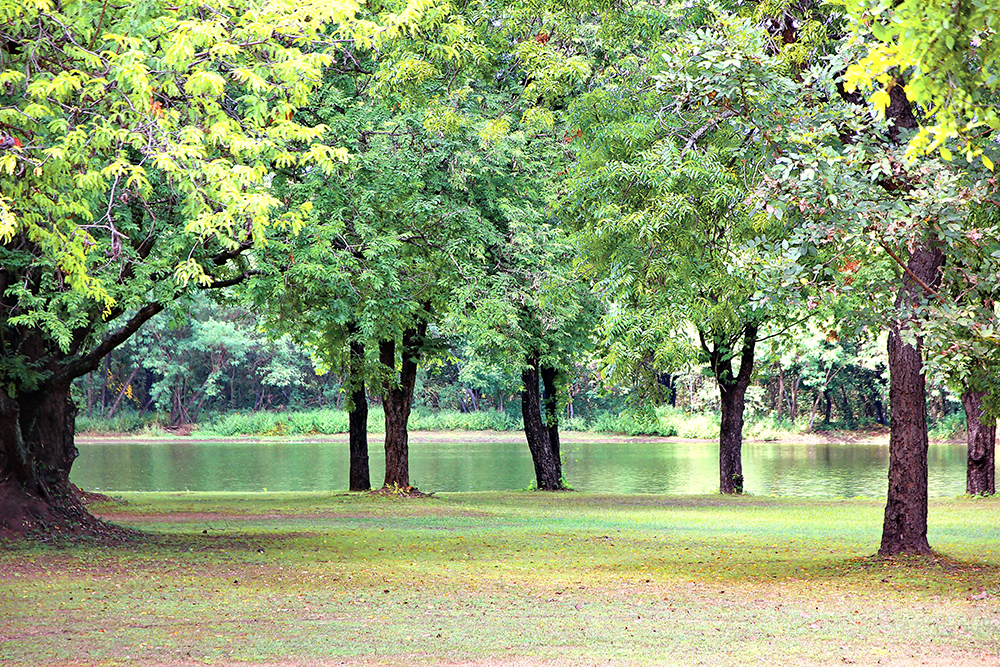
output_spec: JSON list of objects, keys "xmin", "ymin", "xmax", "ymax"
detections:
[
  {"xmin": 521, "ymin": 353, "xmax": 563, "ymax": 490},
  {"xmin": 880, "ymin": 243, "xmax": 943, "ymax": 556},
  {"xmin": 0, "ymin": 383, "xmax": 107, "ymax": 537},
  {"xmin": 380, "ymin": 324, "xmax": 425, "ymax": 490},
  {"xmin": 347, "ymin": 334, "xmax": 370, "ymax": 492},
  {"xmin": 962, "ymin": 388, "xmax": 996, "ymax": 496},
  {"xmin": 704, "ymin": 323, "xmax": 758, "ymax": 494}
]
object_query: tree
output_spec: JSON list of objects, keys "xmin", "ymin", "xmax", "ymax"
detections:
[
  {"xmin": 761, "ymin": 27, "xmax": 1000, "ymax": 551},
  {"xmin": 842, "ymin": 0, "xmax": 1000, "ymax": 503},
  {"xmin": 565, "ymin": 8, "xmax": 810, "ymax": 493},
  {"xmin": 462, "ymin": 218, "xmax": 598, "ymax": 490},
  {"xmin": 0, "ymin": 0, "xmax": 426, "ymax": 535},
  {"xmin": 253, "ymin": 10, "xmax": 544, "ymax": 490}
]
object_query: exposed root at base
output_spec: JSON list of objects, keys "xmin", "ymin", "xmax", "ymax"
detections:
[
  {"xmin": 0, "ymin": 479, "xmax": 137, "ymax": 543},
  {"xmin": 369, "ymin": 484, "xmax": 434, "ymax": 498}
]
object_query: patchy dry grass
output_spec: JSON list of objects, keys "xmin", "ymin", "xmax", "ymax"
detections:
[{"xmin": 1, "ymin": 492, "xmax": 999, "ymax": 666}]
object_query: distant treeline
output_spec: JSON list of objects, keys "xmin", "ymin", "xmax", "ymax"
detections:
[{"xmin": 74, "ymin": 301, "xmax": 965, "ymax": 439}]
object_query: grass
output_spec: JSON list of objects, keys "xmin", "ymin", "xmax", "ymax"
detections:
[
  {"xmin": 76, "ymin": 406, "xmax": 784, "ymax": 440},
  {"xmin": 2, "ymin": 491, "xmax": 999, "ymax": 666}
]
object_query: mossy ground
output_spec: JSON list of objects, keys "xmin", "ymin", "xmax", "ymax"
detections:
[{"xmin": 2, "ymin": 491, "xmax": 998, "ymax": 666}]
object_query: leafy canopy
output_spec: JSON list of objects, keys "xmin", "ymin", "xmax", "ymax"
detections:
[{"xmin": 840, "ymin": 0, "xmax": 1000, "ymax": 167}]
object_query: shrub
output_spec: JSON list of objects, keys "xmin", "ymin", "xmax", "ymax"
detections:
[
  {"xmin": 929, "ymin": 412, "xmax": 965, "ymax": 441},
  {"xmin": 76, "ymin": 411, "xmax": 162, "ymax": 435}
]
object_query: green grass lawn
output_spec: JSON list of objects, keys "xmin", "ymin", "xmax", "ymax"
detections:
[{"xmin": 2, "ymin": 491, "xmax": 999, "ymax": 666}]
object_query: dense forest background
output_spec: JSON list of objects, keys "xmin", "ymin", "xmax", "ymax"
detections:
[{"xmin": 74, "ymin": 297, "xmax": 963, "ymax": 439}]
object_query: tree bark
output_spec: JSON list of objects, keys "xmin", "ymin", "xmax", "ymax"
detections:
[
  {"xmin": 380, "ymin": 323, "xmax": 425, "ymax": 490},
  {"xmin": 961, "ymin": 388, "xmax": 996, "ymax": 496},
  {"xmin": 880, "ymin": 243, "xmax": 943, "ymax": 556},
  {"xmin": 703, "ymin": 323, "xmax": 758, "ymax": 494},
  {"xmin": 775, "ymin": 363, "xmax": 784, "ymax": 420},
  {"xmin": 347, "ymin": 331, "xmax": 370, "ymax": 492},
  {"xmin": 540, "ymin": 364, "xmax": 562, "ymax": 471},
  {"xmin": 521, "ymin": 352, "xmax": 563, "ymax": 490},
  {"xmin": 0, "ymin": 383, "xmax": 105, "ymax": 537}
]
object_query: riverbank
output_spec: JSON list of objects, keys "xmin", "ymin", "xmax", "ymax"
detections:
[{"xmin": 2, "ymin": 491, "xmax": 997, "ymax": 666}]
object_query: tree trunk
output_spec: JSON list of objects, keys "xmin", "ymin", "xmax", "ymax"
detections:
[
  {"xmin": 880, "ymin": 243, "xmax": 943, "ymax": 556},
  {"xmin": 0, "ymin": 383, "xmax": 107, "ymax": 537},
  {"xmin": 789, "ymin": 371, "xmax": 800, "ymax": 421},
  {"xmin": 775, "ymin": 363, "xmax": 784, "ymax": 420},
  {"xmin": 962, "ymin": 388, "xmax": 995, "ymax": 496},
  {"xmin": 380, "ymin": 323, "xmax": 425, "ymax": 490},
  {"xmin": 540, "ymin": 364, "xmax": 562, "ymax": 473},
  {"xmin": 521, "ymin": 352, "xmax": 562, "ymax": 490},
  {"xmin": 718, "ymin": 381, "xmax": 748, "ymax": 494},
  {"xmin": 808, "ymin": 391, "xmax": 822, "ymax": 431},
  {"xmin": 347, "ymin": 332, "xmax": 370, "ymax": 492},
  {"xmin": 703, "ymin": 323, "xmax": 758, "ymax": 494},
  {"xmin": 842, "ymin": 386, "xmax": 854, "ymax": 425}
]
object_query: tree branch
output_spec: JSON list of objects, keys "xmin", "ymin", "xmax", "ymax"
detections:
[
  {"xmin": 50, "ymin": 302, "xmax": 165, "ymax": 387},
  {"xmin": 877, "ymin": 238, "xmax": 945, "ymax": 302}
]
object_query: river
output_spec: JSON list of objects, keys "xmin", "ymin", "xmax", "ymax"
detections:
[{"xmin": 69, "ymin": 434, "xmax": 976, "ymax": 498}]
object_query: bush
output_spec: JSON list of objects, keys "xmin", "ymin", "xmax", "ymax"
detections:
[
  {"xmin": 561, "ymin": 416, "xmax": 589, "ymax": 432},
  {"xmin": 195, "ymin": 407, "xmax": 524, "ymax": 436},
  {"xmin": 657, "ymin": 407, "xmax": 718, "ymax": 438},
  {"xmin": 410, "ymin": 409, "xmax": 521, "ymax": 431},
  {"xmin": 589, "ymin": 410, "xmax": 677, "ymax": 437},
  {"xmin": 76, "ymin": 411, "xmax": 162, "ymax": 435},
  {"xmin": 929, "ymin": 412, "xmax": 965, "ymax": 441},
  {"xmin": 743, "ymin": 414, "xmax": 800, "ymax": 441}
]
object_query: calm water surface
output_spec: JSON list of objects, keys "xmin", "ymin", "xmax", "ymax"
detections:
[{"xmin": 70, "ymin": 437, "xmax": 976, "ymax": 498}]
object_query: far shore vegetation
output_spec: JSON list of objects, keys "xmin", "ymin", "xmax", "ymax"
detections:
[{"xmin": 75, "ymin": 404, "xmax": 966, "ymax": 443}]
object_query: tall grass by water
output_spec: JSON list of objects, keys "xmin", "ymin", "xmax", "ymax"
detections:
[{"xmin": 76, "ymin": 405, "xmax": 861, "ymax": 440}]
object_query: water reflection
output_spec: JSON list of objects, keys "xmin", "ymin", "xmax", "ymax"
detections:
[{"xmin": 70, "ymin": 438, "xmax": 978, "ymax": 499}]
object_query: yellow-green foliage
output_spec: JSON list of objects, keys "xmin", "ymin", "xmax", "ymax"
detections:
[
  {"xmin": 840, "ymin": 0, "xmax": 1000, "ymax": 167},
  {"xmin": 0, "ymin": 0, "xmax": 434, "ymax": 329}
]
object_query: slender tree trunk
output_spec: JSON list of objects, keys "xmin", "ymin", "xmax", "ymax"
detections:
[
  {"xmin": 789, "ymin": 372, "xmax": 800, "ymax": 421},
  {"xmin": 962, "ymin": 388, "xmax": 996, "ymax": 496},
  {"xmin": 842, "ymin": 386, "xmax": 854, "ymax": 425},
  {"xmin": 347, "ymin": 331, "xmax": 370, "ymax": 492},
  {"xmin": 380, "ymin": 323, "xmax": 425, "ymax": 490},
  {"xmin": 521, "ymin": 352, "xmax": 562, "ymax": 490},
  {"xmin": 106, "ymin": 366, "xmax": 140, "ymax": 419},
  {"xmin": 808, "ymin": 391, "xmax": 822, "ymax": 431},
  {"xmin": 704, "ymin": 323, "xmax": 758, "ymax": 494},
  {"xmin": 880, "ymin": 243, "xmax": 943, "ymax": 556},
  {"xmin": 775, "ymin": 363, "xmax": 784, "ymax": 421},
  {"xmin": 100, "ymin": 357, "xmax": 110, "ymax": 417},
  {"xmin": 85, "ymin": 372, "xmax": 95, "ymax": 418}
]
